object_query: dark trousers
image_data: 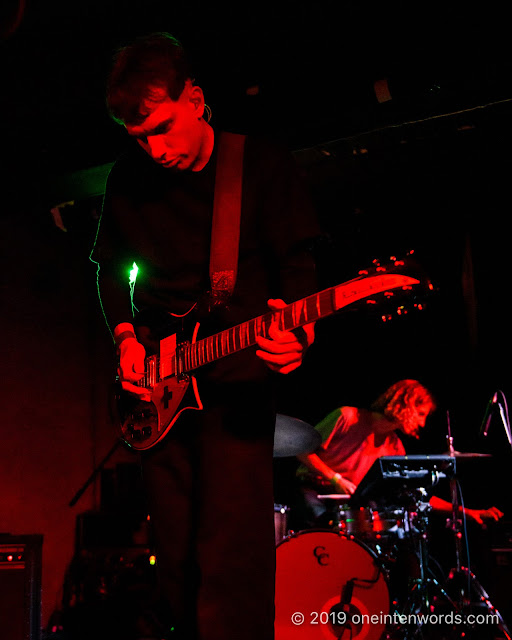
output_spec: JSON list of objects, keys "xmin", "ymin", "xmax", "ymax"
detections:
[{"xmin": 141, "ymin": 395, "xmax": 276, "ymax": 640}]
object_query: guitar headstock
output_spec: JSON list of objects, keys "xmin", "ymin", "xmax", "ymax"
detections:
[{"xmin": 357, "ymin": 250, "xmax": 435, "ymax": 323}]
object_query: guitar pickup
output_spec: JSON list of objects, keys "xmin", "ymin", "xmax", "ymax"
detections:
[{"xmin": 146, "ymin": 355, "xmax": 158, "ymax": 387}]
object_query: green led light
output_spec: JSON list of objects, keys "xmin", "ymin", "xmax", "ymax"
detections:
[
  {"xmin": 129, "ymin": 261, "xmax": 139, "ymax": 284},
  {"xmin": 128, "ymin": 262, "xmax": 140, "ymax": 318}
]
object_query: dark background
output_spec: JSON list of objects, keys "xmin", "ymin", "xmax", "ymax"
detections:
[{"xmin": 2, "ymin": 0, "xmax": 512, "ymax": 630}]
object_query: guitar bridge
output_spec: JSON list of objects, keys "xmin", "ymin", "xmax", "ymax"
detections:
[{"xmin": 126, "ymin": 424, "xmax": 153, "ymax": 442}]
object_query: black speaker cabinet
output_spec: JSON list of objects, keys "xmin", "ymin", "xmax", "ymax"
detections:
[
  {"xmin": 490, "ymin": 547, "xmax": 512, "ymax": 626},
  {"xmin": 0, "ymin": 534, "xmax": 43, "ymax": 640}
]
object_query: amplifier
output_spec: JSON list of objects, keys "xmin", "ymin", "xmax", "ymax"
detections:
[
  {"xmin": 75, "ymin": 510, "xmax": 149, "ymax": 550},
  {"xmin": 0, "ymin": 534, "xmax": 43, "ymax": 640},
  {"xmin": 490, "ymin": 547, "xmax": 512, "ymax": 624}
]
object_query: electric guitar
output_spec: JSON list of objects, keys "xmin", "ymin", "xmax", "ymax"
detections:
[{"xmin": 115, "ymin": 257, "xmax": 431, "ymax": 450}]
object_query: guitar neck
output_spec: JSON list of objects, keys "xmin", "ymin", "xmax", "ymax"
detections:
[
  {"xmin": 180, "ymin": 288, "xmax": 334, "ymax": 373},
  {"xmin": 179, "ymin": 270, "xmax": 419, "ymax": 374}
]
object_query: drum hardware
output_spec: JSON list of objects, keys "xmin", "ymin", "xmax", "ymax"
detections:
[
  {"xmin": 274, "ymin": 503, "xmax": 291, "ymax": 546},
  {"xmin": 349, "ymin": 455, "xmax": 455, "ymax": 508},
  {"xmin": 337, "ymin": 505, "xmax": 412, "ymax": 543},
  {"xmin": 334, "ymin": 455, "xmax": 461, "ymax": 637},
  {"xmin": 441, "ymin": 451, "xmax": 493, "ymax": 459},
  {"xmin": 440, "ymin": 427, "xmax": 511, "ymax": 639},
  {"xmin": 346, "ymin": 452, "xmax": 509, "ymax": 638},
  {"xmin": 328, "ymin": 456, "xmax": 454, "ymax": 555},
  {"xmin": 389, "ymin": 422, "xmax": 511, "ymax": 639},
  {"xmin": 316, "ymin": 494, "xmax": 352, "ymax": 501},
  {"xmin": 316, "ymin": 494, "xmax": 407, "ymax": 543},
  {"xmin": 390, "ymin": 487, "xmax": 460, "ymax": 638},
  {"xmin": 286, "ymin": 445, "xmax": 510, "ymax": 638}
]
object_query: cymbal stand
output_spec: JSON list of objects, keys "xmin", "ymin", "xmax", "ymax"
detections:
[
  {"xmin": 446, "ymin": 425, "xmax": 464, "ymax": 576},
  {"xmin": 443, "ymin": 419, "xmax": 511, "ymax": 639},
  {"xmin": 392, "ymin": 487, "xmax": 458, "ymax": 638}
]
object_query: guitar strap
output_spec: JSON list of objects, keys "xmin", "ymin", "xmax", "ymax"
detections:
[{"xmin": 209, "ymin": 131, "xmax": 246, "ymax": 308}]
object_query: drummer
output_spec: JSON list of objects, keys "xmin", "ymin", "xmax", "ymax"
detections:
[{"xmin": 296, "ymin": 379, "xmax": 504, "ymax": 527}]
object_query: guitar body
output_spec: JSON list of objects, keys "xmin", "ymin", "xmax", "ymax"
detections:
[
  {"xmin": 116, "ymin": 375, "xmax": 197, "ymax": 450},
  {"xmin": 116, "ymin": 310, "xmax": 204, "ymax": 450}
]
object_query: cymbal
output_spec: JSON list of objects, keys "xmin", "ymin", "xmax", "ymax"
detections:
[
  {"xmin": 443, "ymin": 450, "xmax": 492, "ymax": 459},
  {"xmin": 273, "ymin": 414, "xmax": 321, "ymax": 458}
]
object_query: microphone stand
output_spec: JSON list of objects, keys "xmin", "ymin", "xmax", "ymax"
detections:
[
  {"xmin": 68, "ymin": 438, "xmax": 122, "ymax": 507},
  {"xmin": 496, "ymin": 392, "xmax": 512, "ymax": 452}
]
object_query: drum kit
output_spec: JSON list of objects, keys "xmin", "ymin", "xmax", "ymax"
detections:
[{"xmin": 272, "ymin": 415, "xmax": 511, "ymax": 640}]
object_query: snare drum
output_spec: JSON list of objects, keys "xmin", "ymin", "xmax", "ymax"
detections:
[
  {"xmin": 274, "ymin": 504, "xmax": 290, "ymax": 545},
  {"xmin": 337, "ymin": 506, "xmax": 404, "ymax": 541},
  {"xmin": 275, "ymin": 530, "xmax": 389, "ymax": 639}
]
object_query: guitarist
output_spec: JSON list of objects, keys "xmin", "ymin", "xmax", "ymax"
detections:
[{"xmin": 93, "ymin": 32, "xmax": 320, "ymax": 640}]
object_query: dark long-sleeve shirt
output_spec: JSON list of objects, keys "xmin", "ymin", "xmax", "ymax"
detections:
[{"xmin": 93, "ymin": 132, "xmax": 320, "ymax": 388}]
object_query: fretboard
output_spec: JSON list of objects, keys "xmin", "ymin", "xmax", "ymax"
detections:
[{"xmin": 179, "ymin": 271, "xmax": 419, "ymax": 374}]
